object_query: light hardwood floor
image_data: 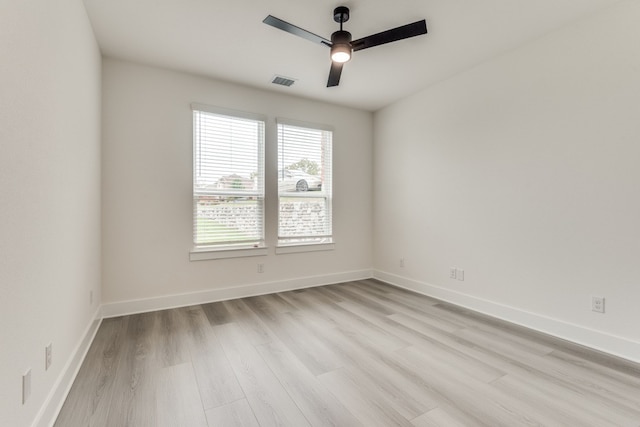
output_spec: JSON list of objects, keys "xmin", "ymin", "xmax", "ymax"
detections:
[{"xmin": 55, "ymin": 280, "xmax": 640, "ymax": 426}]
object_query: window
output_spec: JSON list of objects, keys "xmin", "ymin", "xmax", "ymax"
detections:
[
  {"xmin": 277, "ymin": 119, "xmax": 333, "ymax": 247},
  {"xmin": 192, "ymin": 104, "xmax": 265, "ymax": 251}
]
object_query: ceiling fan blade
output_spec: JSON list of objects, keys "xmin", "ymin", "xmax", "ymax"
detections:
[
  {"xmin": 327, "ymin": 62, "xmax": 344, "ymax": 87},
  {"xmin": 351, "ymin": 20, "xmax": 427, "ymax": 52},
  {"xmin": 263, "ymin": 15, "xmax": 331, "ymax": 47}
]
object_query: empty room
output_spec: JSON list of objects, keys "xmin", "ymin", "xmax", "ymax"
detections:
[{"xmin": 2, "ymin": 0, "xmax": 640, "ymax": 426}]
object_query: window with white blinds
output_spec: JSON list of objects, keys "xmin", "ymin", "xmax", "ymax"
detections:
[
  {"xmin": 192, "ymin": 104, "xmax": 265, "ymax": 249},
  {"xmin": 277, "ymin": 120, "xmax": 332, "ymax": 246}
]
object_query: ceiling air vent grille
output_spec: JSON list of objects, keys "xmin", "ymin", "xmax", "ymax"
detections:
[{"xmin": 271, "ymin": 75, "xmax": 296, "ymax": 87}]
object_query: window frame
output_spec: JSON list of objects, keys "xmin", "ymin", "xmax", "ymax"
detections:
[
  {"xmin": 190, "ymin": 103, "xmax": 267, "ymax": 260},
  {"xmin": 276, "ymin": 118, "xmax": 334, "ymax": 250}
]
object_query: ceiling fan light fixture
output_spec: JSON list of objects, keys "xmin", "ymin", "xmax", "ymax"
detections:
[
  {"xmin": 330, "ymin": 30, "xmax": 352, "ymax": 63},
  {"xmin": 331, "ymin": 44, "xmax": 351, "ymax": 63}
]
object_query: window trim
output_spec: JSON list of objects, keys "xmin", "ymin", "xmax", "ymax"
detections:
[
  {"xmin": 275, "ymin": 242, "xmax": 335, "ymax": 255},
  {"xmin": 276, "ymin": 118, "xmax": 333, "ymax": 248},
  {"xmin": 189, "ymin": 246, "xmax": 268, "ymax": 261},
  {"xmin": 275, "ymin": 117, "xmax": 334, "ymax": 133},
  {"xmin": 191, "ymin": 103, "xmax": 267, "ymax": 123},
  {"xmin": 191, "ymin": 103, "xmax": 267, "ymax": 254}
]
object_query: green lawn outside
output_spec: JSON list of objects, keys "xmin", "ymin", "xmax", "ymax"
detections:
[{"xmin": 195, "ymin": 217, "xmax": 251, "ymax": 244}]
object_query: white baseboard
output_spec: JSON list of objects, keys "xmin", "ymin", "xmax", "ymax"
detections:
[
  {"xmin": 35, "ymin": 268, "xmax": 638, "ymax": 427},
  {"xmin": 102, "ymin": 269, "xmax": 373, "ymax": 318},
  {"xmin": 374, "ymin": 270, "xmax": 640, "ymax": 364},
  {"xmin": 33, "ymin": 307, "xmax": 103, "ymax": 427}
]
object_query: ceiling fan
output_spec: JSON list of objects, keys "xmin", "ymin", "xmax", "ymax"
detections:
[{"xmin": 263, "ymin": 6, "xmax": 427, "ymax": 87}]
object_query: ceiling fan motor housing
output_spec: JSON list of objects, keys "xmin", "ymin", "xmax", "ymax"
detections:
[{"xmin": 331, "ymin": 30, "xmax": 352, "ymax": 46}]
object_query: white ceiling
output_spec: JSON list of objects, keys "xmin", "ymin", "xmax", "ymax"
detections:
[{"xmin": 84, "ymin": 0, "xmax": 620, "ymax": 111}]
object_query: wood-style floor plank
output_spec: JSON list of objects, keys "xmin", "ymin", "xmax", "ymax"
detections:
[
  {"xmin": 202, "ymin": 301, "xmax": 233, "ymax": 326},
  {"xmin": 284, "ymin": 310, "xmax": 441, "ymax": 418},
  {"xmin": 491, "ymin": 373, "xmax": 621, "ymax": 427},
  {"xmin": 243, "ymin": 296, "xmax": 343, "ymax": 375},
  {"xmin": 395, "ymin": 345, "xmax": 565, "ymax": 426},
  {"xmin": 156, "ymin": 363, "xmax": 208, "ymax": 427},
  {"xmin": 411, "ymin": 407, "xmax": 478, "ymax": 427},
  {"xmin": 318, "ymin": 367, "xmax": 414, "ymax": 427},
  {"xmin": 56, "ymin": 280, "xmax": 640, "ymax": 427},
  {"xmin": 221, "ymin": 298, "xmax": 278, "ymax": 345},
  {"xmin": 205, "ymin": 399, "xmax": 260, "ymax": 427},
  {"xmin": 104, "ymin": 312, "xmax": 160, "ymax": 427},
  {"xmin": 155, "ymin": 308, "xmax": 191, "ymax": 368},
  {"xmin": 256, "ymin": 340, "xmax": 363, "ymax": 426},
  {"xmin": 213, "ymin": 322, "xmax": 311, "ymax": 427},
  {"xmin": 54, "ymin": 317, "xmax": 127, "ymax": 427},
  {"xmin": 183, "ymin": 305, "xmax": 245, "ymax": 410},
  {"xmin": 301, "ymin": 289, "xmax": 410, "ymax": 351}
]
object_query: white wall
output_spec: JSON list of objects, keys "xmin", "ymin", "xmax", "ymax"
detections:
[
  {"xmin": 0, "ymin": 0, "xmax": 102, "ymax": 426},
  {"xmin": 373, "ymin": 1, "xmax": 640, "ymax": 362},
  {"xmin": 101, "ymin": 59, "xmax": 373, "ymax": 310}
]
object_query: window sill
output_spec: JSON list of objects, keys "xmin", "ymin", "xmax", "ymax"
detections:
[
  {"xmin": 275, "ymin": 242, "xmax": 335, "ymax": 255},
  {"xmin": 190, "ymin": 246, "xmax": 268, "ymax": 261}
]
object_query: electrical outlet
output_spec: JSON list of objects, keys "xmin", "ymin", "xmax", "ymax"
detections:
[
  {"xmin": 22, "ymin": 369, "xmax": 31, "ymax": 404},
  {"xmin": 592, "ymin": 296, "xmax": 605, "ymax": 313},
  {"xmin": 257, "ymin": 263, "xmax": 264, "ymax": 273},
  {"xmin": 457, "ymin": 269, "xmax": 464, "ymax": 281},
  {"xmin": 45, "ymin": 343, "xmax": 52, "ymax": 370},
  {"xmin": 449, "ymin": 268, "xmax": 457, "ymax": 279},
  {"xmin": 400, "ymin": 258, "xmax": 405, "ymax": 268}
]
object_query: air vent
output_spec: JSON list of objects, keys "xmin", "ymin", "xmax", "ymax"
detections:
[{"xmin": 271, "ymin": 75, "xmax": 296, "ymax": 87}]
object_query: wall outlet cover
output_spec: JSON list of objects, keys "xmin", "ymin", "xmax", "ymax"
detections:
[{"xmin": 592, "ymin": 296, "xmax": 605, "ymax": 313}]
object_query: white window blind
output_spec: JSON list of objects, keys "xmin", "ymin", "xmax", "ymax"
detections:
[
  {"xmin": 192, "ymin": 105, "xmax": 265, "ymax": 249},
  {"xmin": 277, "ymin": 120, "xmax": 332, "ymax": 246}
]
